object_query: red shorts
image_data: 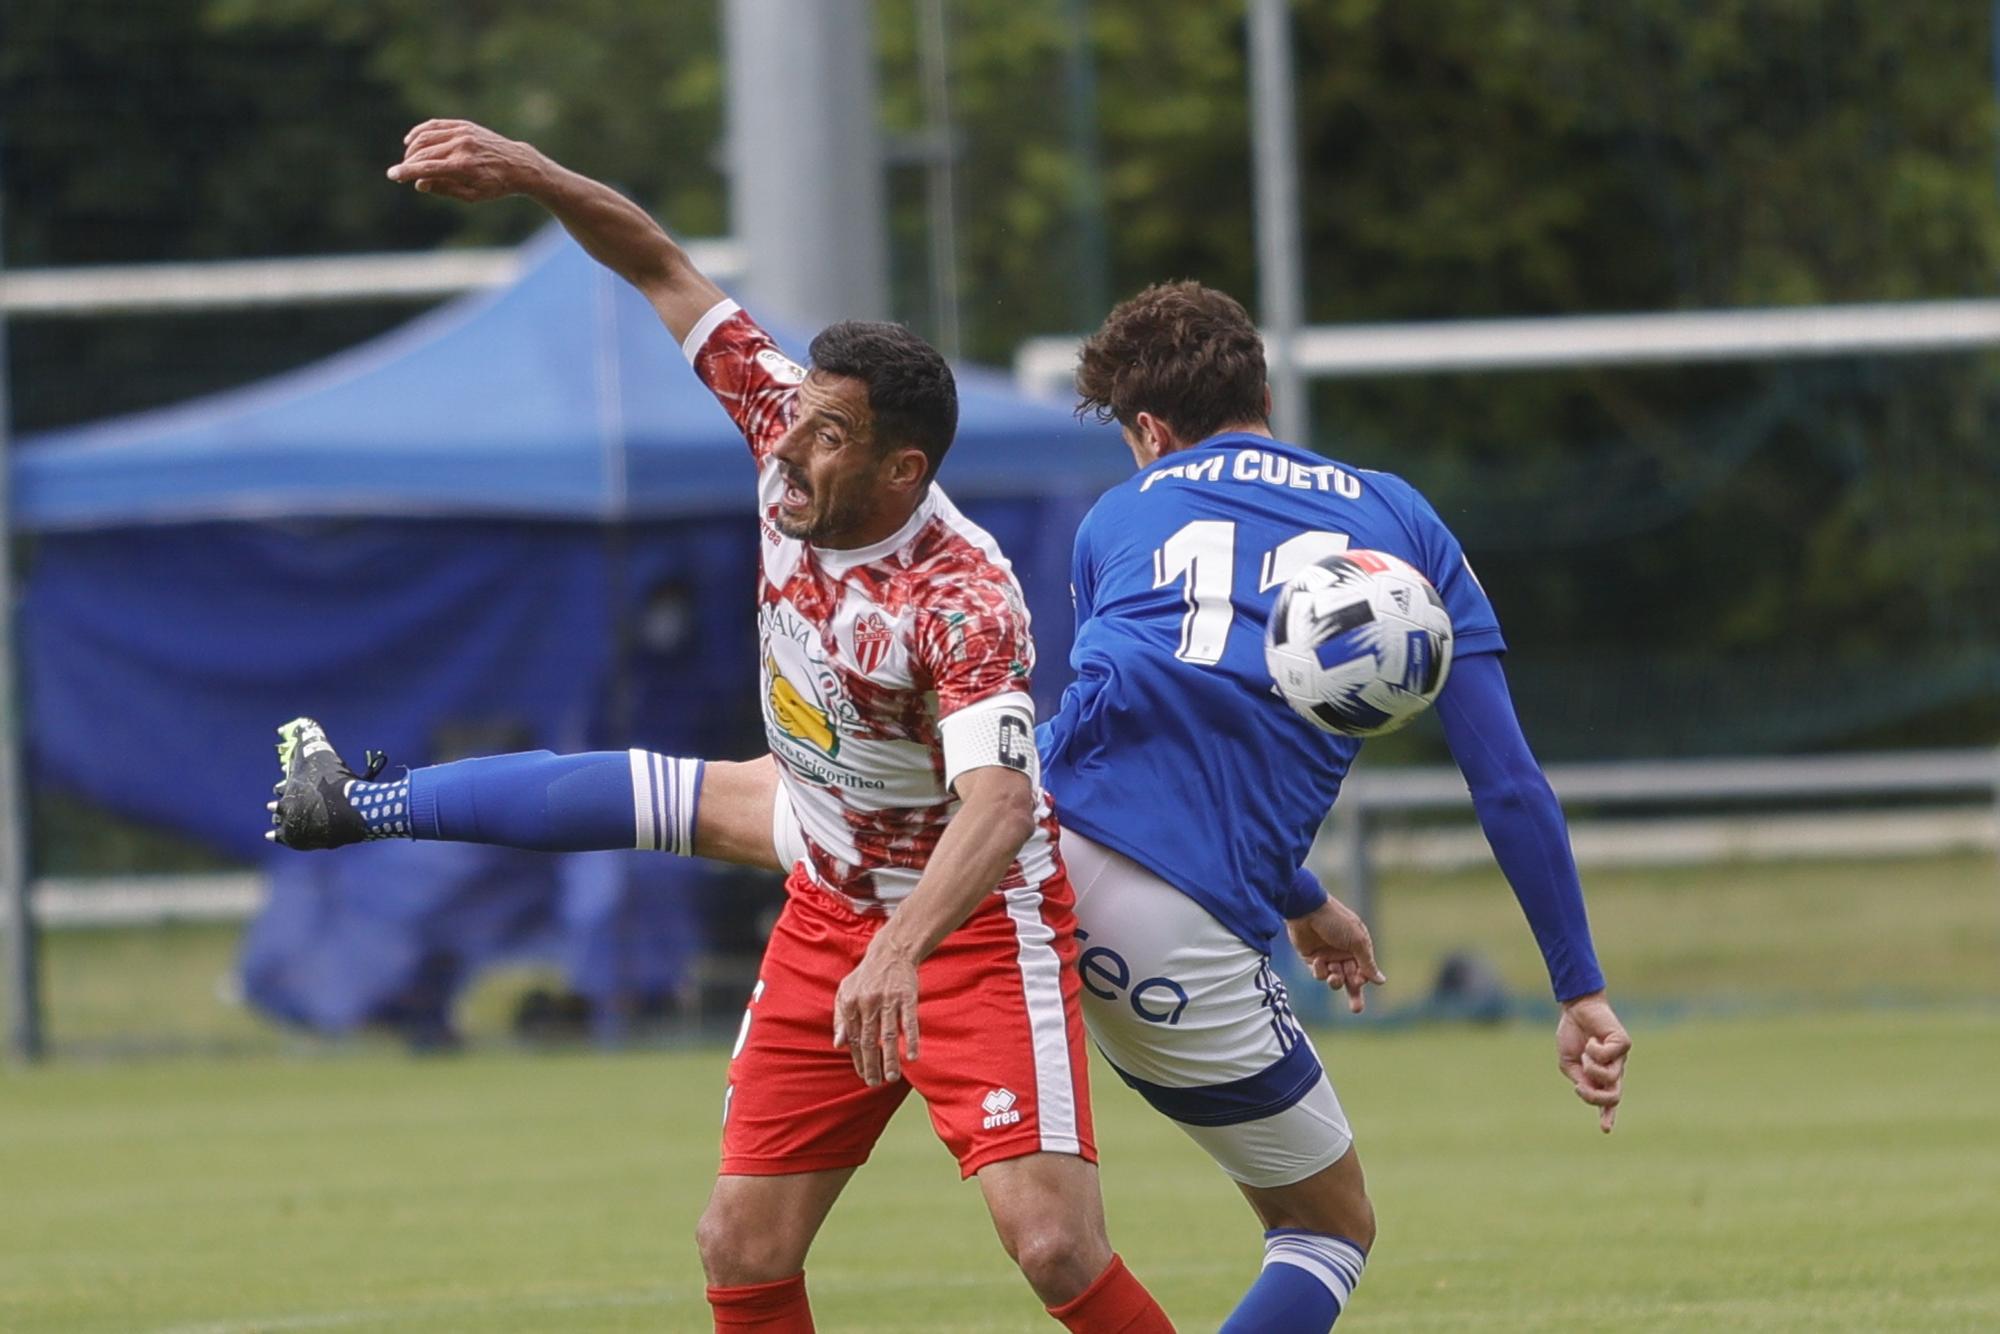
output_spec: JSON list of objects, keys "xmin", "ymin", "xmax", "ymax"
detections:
[{"xmin": 719, "ymin": 867, "xmax": 1096, "ymax": 1180}]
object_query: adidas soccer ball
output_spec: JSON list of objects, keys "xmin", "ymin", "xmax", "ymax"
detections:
[{"xmin": 1264, "ymin": 550, "xmax": 1455, "ymax": 737}]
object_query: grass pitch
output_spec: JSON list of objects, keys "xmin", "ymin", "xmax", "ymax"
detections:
[
  {"xmin": 35, "ymin": 852, "xmax": 2000, "ymax": 1049},
  {"xmin": 3, "ymin": 1008, "xmax": 1996, "ymax": 1332}
]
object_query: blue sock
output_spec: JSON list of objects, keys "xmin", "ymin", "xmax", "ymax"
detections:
[
  {"xmin": 347, "ymin": 776, "xmax": 412, "ymax": 840},
  {"xmin": 1218, "ymin": 1230, "xmax": 1366, "ymax": 1333},
  {"xmin": 398, "ymin": 749, "xmax": 704, "ymax": 854}
]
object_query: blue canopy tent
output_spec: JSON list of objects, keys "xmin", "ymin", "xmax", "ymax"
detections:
[
  {"xmin": 14, "ymin": 227, "xmax": 1125, "ymax": 527},
  {"xmin": 12, "ymin": 228, "xmax": 1122, "ymax": 1038}
]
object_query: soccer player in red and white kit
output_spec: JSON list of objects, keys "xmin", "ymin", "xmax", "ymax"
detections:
[{"xmin": 269, "ymin": 121, "xmax": 1174, "ymax": 1333}]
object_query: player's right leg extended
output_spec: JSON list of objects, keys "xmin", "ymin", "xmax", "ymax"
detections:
[
  {"xmin": 1062, "ymin": 829, "xmax": 1373, "ymax": 1332},
  {"xmin": 265, "ymin": 717, "xmax": 782, "ymax": 868}
]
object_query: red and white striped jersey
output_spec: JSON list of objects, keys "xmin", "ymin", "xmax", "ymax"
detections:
[{"xmin": 681, "ymin": 299, "xmax": 1062, "ymax": 912}]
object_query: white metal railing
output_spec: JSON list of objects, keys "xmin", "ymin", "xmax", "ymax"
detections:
[
  {"xmin": 16, "ymin": 751, "xmax": 1997, "ymax": 931},
  {"xmin": 1013, "ymin": 298, "xmax": 2000, "ymax": 399},
  {"xmin": 32, "ymin": 874, "xmax": 263, "ymax": 928},
  {"xmin": 0, "ymin": 240, "xmax": 746, "ymax": 317},
  {"xmin": 1311, "ymin": 748, "xmax": 2000, "ymax": 923}
]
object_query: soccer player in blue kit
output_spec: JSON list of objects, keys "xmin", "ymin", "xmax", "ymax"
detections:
[{"xmin": 1038, "ymin": 281, "xmax": 1632, "ymax": 1332}]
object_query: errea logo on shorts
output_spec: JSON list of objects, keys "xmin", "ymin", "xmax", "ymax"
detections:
[{"xmin": 980, "ymin": 1088, "xmax": 1022, "ymax": 1130}]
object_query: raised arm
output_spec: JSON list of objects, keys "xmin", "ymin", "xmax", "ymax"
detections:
[{"xmin": 387, "ymin": 119, "xmax": 726, "ymax": 345}]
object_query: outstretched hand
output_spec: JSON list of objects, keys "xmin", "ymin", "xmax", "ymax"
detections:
[
  {"xmin": 387, "ymin": 120, "xmax": 545, "ymax": 203},
  {"xmin": 1556, "ymin": 991, "xmax": 1631, "ymax": 1132},
  {"xmin": 1286, "ymin": 896, "xmax": 1387, "ymax": 1014}
]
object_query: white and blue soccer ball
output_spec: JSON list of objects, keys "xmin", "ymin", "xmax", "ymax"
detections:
[{"xmin": 1264, "ymin": 550, "xmax": 1455, "ymax": 737}]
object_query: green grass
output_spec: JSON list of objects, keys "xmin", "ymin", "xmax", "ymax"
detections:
[
  {"xmin": 36, "ymin": 852, "xmax": 2000, "ymax": 1049},
  {"xmin": 16, "ymin": 853, "xmax": 1999, "ymax": 1328},
  {"xmin": 1375, "ymin": 850, "xmax": 1999, "ymax": 1005},
  {"xmin": 3, "ymin": 1010, "xmax": 1997, "ymax": 1332}
]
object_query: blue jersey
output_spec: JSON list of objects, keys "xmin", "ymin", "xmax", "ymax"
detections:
[{"xmin": 1039, "ymin": 432, "xmax": 1506, "ymax": 950}]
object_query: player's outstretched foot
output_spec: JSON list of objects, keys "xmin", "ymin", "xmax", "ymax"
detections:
[{"xmin": 267, "ymin": 717, "xmax": 381, "ymax": 849}]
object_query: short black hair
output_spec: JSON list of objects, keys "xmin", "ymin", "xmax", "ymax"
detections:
[
  {"xmin": 808, "ymin": 321, "xmax": 959, "ymax": 480},
  {"xmin": 1075, "ymin": 281, "xmax": 1269, "ymax": 444}
]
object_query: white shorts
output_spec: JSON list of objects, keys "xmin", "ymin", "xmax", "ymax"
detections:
[{"xmin": 1061, "ymin": 828, "xmax": 1353, "ymax": 1189}]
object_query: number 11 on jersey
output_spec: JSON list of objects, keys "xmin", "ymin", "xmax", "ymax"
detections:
[{"xmin": 1152, "ymin": 521, "xmax": 1350, "ymax": 666}]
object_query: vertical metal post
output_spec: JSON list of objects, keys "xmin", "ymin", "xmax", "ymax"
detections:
[
  {"xmin": 1061, "ymin": 0, "xmax": 1110, "ymax": 332},
  {"xmin": 1991, "ymin": 746, "xmax": 2000, "ymax": 875},
  {"xmin": 1247, "ymin": 0, "xmax": 1310, "ymax": 444},
  {"xmin": 916, "ymin": 0, "xmax": 962, "ymax": 359},
  {"xmin": 1991, "ymin": 0, "xmax": 2000, "ymax": 196},
  {"xmin": 723, "ymin": 0, "xmax": 890, "ymax": 327},
  {"xmin": 0, "ymin": 150, "xmax": 45, "ymax": 1062},
  {"xmin": 1338, "ymin": 802, "xmax": 1376, "ymax": 932}
]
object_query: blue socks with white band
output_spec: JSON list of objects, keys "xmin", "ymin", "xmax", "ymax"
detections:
[
  {"xmin": 349, "ymin": 749, "xmax": 704, "ymax": 855},
  {"xmin": 1218, "ymin": 1230, "xmax": 1367, "ymax": 1332}
]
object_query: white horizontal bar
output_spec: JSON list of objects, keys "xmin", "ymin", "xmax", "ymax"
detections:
[
  {"xmin": 1287, "ymin": 301, "xmax": 2000, "ymax": 377},
  {"xmin": 0, "ymin": 240, "xmax": 745, "ymax": 317},
  {"xmin": 30, "ymin": 874, "xmax": 264, "ymax": 928},
  {"xmin": 1013, "ymin": 298, "xmax": 2000, "ymax": 396},
  {"xmin": 1341, "ymin": 749, "xmax": 2000, "ymax": 813},
  {"xmin": 1358, "ymin": 807, "xmax": 1998, "ymax": 873},
  {"xmin": 14, "ymin": 752, "xmax": 1994, "ymax": 929}
]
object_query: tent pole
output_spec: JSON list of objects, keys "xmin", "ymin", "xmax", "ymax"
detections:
[
  {"xmin": 606, "ymin": 520, "xmax": 634, "ymax": 746},
  {"xmin": 0, "ymin": 145, "xmax": 46, "ymax": 1063}
]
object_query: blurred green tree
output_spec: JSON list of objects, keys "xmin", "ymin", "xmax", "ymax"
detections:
[
  {"xmin": 202, "ymin": 0, "xmax": 729, "ymax": 242},
  {"xmin": 7, "ymin": 0, "xmax": 1998, "ymax": 752}
]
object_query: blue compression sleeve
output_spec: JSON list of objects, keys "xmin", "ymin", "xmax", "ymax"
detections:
[
  {"xmin": 1433, "ymin": 653, "xmax": 1605, "ymax": 1001},
  {"xmin": 404, "ymin": 750, "xmax": 703, "ymax": 855},
  {"xmin": 1279, "ymin": 865, "xmax": 1330, "ymax": 919}
]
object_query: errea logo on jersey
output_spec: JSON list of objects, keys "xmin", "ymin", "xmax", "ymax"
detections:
[
  {"xmin": 981, "ymin": 1088, "xmax": 1022, "ymax": 1130},
  {"xmin": 755, "ymin": 347, "xmax": 806, "ymax": 384}
]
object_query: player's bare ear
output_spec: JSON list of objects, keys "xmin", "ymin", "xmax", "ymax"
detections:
[
  {"xmin": 887, "ymin": 445, "xmax": 929, "ymax": 493},
  {"xmin": 1261, "ymin": 384, "xmax": 1274, "ymax": 423},
  {"xmin": 1130, "ymin": 411, "xmax": 1176, "ymax": 464}
]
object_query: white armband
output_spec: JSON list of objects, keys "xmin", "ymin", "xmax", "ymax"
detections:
[{"xmin": 939, "ymin": 692, "xmax": 1038, "ymax": 794}]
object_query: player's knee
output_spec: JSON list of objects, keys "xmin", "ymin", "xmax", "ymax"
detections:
[
  {"xmin": 695, "ymin": 1202, "xmax": 807, "ymax": 1285},
  {"xmin": 1338, "ymin": 1192, "xmax": 1377, "ymax": 1253},
  {"xmin": 1250, "ymin": 1145, "xmax": 1379, "ymax": 1252},
  {"xmin": 1001, "ymin": 1219, "xmax": 1108, "ymax": 1304},
  {"xmin": 1265, "ymin": 1181, "xmax": 1377, "ymax": 1253}
]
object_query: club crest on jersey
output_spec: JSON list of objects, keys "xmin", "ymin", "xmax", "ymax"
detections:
[{"xmin": 852, "ymin": 612, "xmax": 894, "ymax": 675}]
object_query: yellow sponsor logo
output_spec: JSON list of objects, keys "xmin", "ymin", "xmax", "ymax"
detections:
[{"xmin": 767, "ymin": 654, "xmax": 838, "ymax": 756}]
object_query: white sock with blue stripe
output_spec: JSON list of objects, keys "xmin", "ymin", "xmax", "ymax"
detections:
[{"xmin": 1218, "ymin": 1229, "xmax": 1367, "ymax": 1332}]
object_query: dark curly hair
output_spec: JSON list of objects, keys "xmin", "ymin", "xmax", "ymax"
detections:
[
  {"xmin": 809, "ymin": 321, "xmax": 959, "ymax": 480},
  {"xmin": 1074, "ymin": 281, "xmax": 1268, "ymax": 444}
]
